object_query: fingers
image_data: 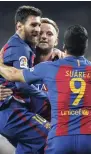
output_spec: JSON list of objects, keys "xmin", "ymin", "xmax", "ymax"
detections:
[
  {"xmin": 0, "ymin": 48, "xmax": 4, "ymax": 63},
  {"xmin": 51, "ymin": 52, "xmax": 55, "ymax": 59},
  {"xmin": 60, "ymin": 52, "xmax": 66, "ymax": 58},
  {"xmin": 0, "ymin": 95, "xmax": 11, "ymax": 101},
  {"xmin": 57, "ymin": 50, "xmax": 65, "ymax": 59},
  {"xmin": 0, "ymin": 85, "xmax": 12, "ymax": 92},
  {"xmin": 0, "ymin": 88, "xmax": 13, "ymax": 93},
  {"xmin": 0, "ymin": 85, "xmax": 13, "ymax": 101},
  {"xmin": 0, "ymin": 93, "xmax": 13, "ymax": 101},
  {"xmin": 52, "ymin": 48, "xmax": 64, "ymax": 60}
]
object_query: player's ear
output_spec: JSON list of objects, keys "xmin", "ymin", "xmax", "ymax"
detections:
[
  {"xmin": 16, "ymin": 22, "xmax": 24, "ymax": 31},
  {"xmin": 54, "ymin": 37, "xmax": 58, "ymax": 46}
]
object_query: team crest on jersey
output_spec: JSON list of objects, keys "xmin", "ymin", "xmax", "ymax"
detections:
[
  {"xmin": 19, "ymin": 56, "xmax": 28, "ymax": 68},
  {"xmin": 29, "ymin": 67, "xmax": 34, "ymax": 72}
]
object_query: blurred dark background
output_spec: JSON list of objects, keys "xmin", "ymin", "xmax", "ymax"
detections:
[{"xmin": 0, "ymin": 1, "xmax": 91, "ymax": 59}]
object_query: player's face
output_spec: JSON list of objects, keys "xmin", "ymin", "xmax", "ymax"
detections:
[
  {"xmin": 23, "ymin": 15, "xmax": 41, "ymax": 46},
  {"xmin": 38, "ymin": 23, "xmax": 58, "ymax": 50}
]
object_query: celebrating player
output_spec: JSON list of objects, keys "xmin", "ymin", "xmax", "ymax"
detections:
[
  {"xmin": 0, "ymin": 25, "xmax": 91, "ymax": 154},
  {"xmin": 0, "ymin": 5, "xmax": 64, "ymax": 154},
  {"xmin": 0, "ymin": 5, "xmax": 49, "ymax": 154},
  {"xmin": 27, "ymin": 17, "xmax": 60, "ymax": 122},
  {"xmin": 0, "ymin": 17, "xmax": 63, "ymax": 122}
]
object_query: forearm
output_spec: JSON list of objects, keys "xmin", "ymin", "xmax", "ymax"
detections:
[{"xmin": 0, "ymin": 63, "xmax": 25, "ymax": 82}]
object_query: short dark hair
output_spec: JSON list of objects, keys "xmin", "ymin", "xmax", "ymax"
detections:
[
  {"xmin": 15, "ymin": 5, "xmax": 42, "ymax": 24},
  {"xmin": 63, "ymin": 25, "xmax": 88, "ymax": 56},
  {"xmin": 41, "ymin": 18, "xmax": 59, "ymax": 36}
]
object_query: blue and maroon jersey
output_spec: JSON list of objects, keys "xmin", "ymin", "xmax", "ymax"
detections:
[
  {"xmin": 23, "ymin": 56, "xmax": 91, "ymax": 138},
  {"xmin": 30, "ymin": 81, "xmax": 51, "ymax": 121},
  {"xmin": 0, "ymin": 33, "xmax": 47, "ymax": 110},
  {"xmin": 30, "ymin": 53, "xmax": 52, "ymax": 122}
]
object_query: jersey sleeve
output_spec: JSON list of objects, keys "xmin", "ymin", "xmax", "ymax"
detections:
[
  {"xmin": 12, "ymin": 48, "xmax": 48, "ymax": 99},
  {"xmin": 3, "ymin": 44, "xmax": 30, "ymax": 67},
  {"xmin": 3, "ymin": 45, "xmax": 48, "ymax": 99},
  {"xmin": 23, "ymin": 62, "xmax": 46, "ymax": 84},
  {"xmin": 19, "ymin": 83, "xmax": 48, "ymax": 99}
]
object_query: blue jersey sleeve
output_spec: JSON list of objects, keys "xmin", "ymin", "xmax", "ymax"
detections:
[
  {"xmin": 23, "ymin": 62, "xmax": 46, "ymax": 84},
  {"xmin": 3, "ymin": 45, "xmax": 30, "ymax": 65},
  {"xmin": 4, "ymin": 45, "xmax": 48, "ymax": 99}
]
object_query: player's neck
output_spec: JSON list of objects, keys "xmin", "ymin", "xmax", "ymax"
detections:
[
  {"xmin": 16, "ymin": 31, "xmax": 25, "ymax": 41},
  {"xmin": 64, "ymin": 51, "xmax": 75, "ymax": 58},
  {"xmin": 36, "ymin": 47, "xmax": 53, "ymax": 56},
  {"xmin": 39, "ymin": 51, "xmax": 53, "ymax": 62},
  {"xmin": 65, "ymin": 54, "xmax": 73, "ymax": 57},
  {"xmin": 65, "ymin": 54, "xmax": 84, "ymax": 59},
  {"xmin": 34, "ymin": 48, "xmax": 53, "ymax": 64}
]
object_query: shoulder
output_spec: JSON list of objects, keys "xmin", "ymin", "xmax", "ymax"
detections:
[
  {"xmin": 38, "ymin": 61, "xmax": 53, "ymax": 67},
  {"xmin": 3, "ymin": 34, "xmax": 32, "ymax": 56},
  {"xmin": 7, "ymin": 34, "xmax": 32, "ymax": 52},
  {"xmin": 38, "ymin": 59, "xmax": 65, "ymax": 67},
  {"xmin": 84, "ymin": 58, "xmax": 91, "ymax": 65},
  {"xmin": 86, "ymin": 60, "xmax": 91, "ymax": 65},
  {"xmin": 3, "ymin": 34, "xmax": 22, "ymax": 52}
]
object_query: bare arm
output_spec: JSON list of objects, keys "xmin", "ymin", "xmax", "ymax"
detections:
[{"xmin": 0, "ymin": 63, "xmax": 25, "ymax": 82}]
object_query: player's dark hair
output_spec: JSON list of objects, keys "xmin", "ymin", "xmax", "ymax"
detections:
[
  {"xmin": 63, "ymin": 25, "xmax": 88, "ymax": 56},
  {"xmin": 15, "ymin": 5, "xmax": 42, "ymax": 24}
]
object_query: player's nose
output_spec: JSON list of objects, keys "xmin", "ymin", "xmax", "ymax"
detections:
[{"xmin": 40, "ymin": 33, "xmax": 47, "ymax": 39}]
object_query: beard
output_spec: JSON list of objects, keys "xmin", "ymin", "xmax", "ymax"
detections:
[
  {"xmin": 25, "ymin": 34, "xmax": 39, "ymax": 47},
  {"xmin": 37, "ymin": 42, "xmax": 53, "ymax": 55},
  {"xmin": 36, "ymin": 46, "xmax": 52, "ymax": 55},
  {"xmin": 24, "ymin": 29, "xmax": 39, "ymax": 47}
]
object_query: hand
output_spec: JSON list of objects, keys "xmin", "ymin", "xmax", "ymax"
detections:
[
  {"xmin": 52, "ymin": 48, "xmax": 65, "ymax": 60},
  {"xmin": 0, "ymin": 85, "xmax": 13, "ymax": 101},
  {"xmin": 0, "ymin": 48, "xmax": 4, "ymax": 64}
]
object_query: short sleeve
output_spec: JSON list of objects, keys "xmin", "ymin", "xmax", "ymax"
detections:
[{"xmin": 23, "ymin": 62, "xmax": 47, "ymax": 84}]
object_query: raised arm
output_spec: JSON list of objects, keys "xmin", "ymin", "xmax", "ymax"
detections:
[{"xmin": 0, "ymin": 47, "xmax": 47, "ymax": 84}]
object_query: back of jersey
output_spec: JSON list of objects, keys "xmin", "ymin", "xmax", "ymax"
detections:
[{"xmin": 47, "ymin": 56, "xmax": 91, "ymax": 138}]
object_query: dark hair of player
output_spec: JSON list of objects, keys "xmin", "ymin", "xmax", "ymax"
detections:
[
  {"xmin": 15, "ymin": 5, "xmax": 42, "ymax": 24},
  {"xmin": 63, "ymin": 25, "xmax": 88, "ymax": 56}
]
